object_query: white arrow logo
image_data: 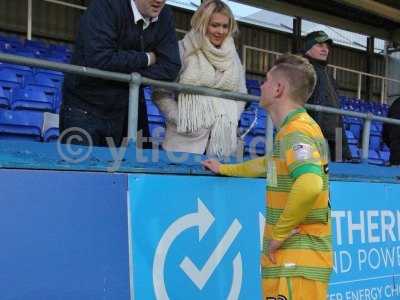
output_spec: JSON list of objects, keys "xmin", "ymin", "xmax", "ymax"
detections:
[{"xmin": 152, "ymin": 198, "xmax": 243, "ymax": 300}]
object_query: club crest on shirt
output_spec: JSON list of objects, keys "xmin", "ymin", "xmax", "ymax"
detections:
[{"xmin": 292, "ymin": 143, "xmax": 312, "ymax": 160}]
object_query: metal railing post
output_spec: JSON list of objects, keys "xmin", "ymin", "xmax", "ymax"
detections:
[
  {"xmin": 266, "ymin": 115, "xmax": 274, "ymax": 155},
  {"xmin": 361, "ymin": 113, "xmax": 372, "ymax": 162},
  {"xmin": 381, "ymin": 78, "xmax": 385, "ymax": 104},
  {"xmin": 27, "ymin": 0, "xmax": 32, "ymax": 40},
  {"xmin": 357, "ymin": 73, "xmax": 362, "ymax": 99},
  {"xmin": 128, "ymin": 73, "xmax": 142, "ymax": 144},
  {"xmin": 333, "ymin": 67, "xmax": 337, "ymax": 80},
  {"xmin": 242, "ymin": 46, "xmax": 247, "ymax": 71}
]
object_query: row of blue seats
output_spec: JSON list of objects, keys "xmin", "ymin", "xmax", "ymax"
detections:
[
  {"xmin": 0, "ymin": 35, "xmax": 71, "ymax": 62},
  {"xmin": 0, "ymin": 68, "xmax": 63, "ymax": 113},
  {"xmin": 0, "ymin": 62, "xmax": 64, "ymax": 84},
  {"xmin": 348, "ymin": 145, "xmax": 389, "ymax": 166},
  {"xmin": 247, "ymin": 80, "xmax": 390, "ymax": 117},
  {"xmin": 0, "ymin": 36, "xmax": 65, "ymax": 142},
  {"xmin": 341, "ymin": 97, "xmax": 389, "ymax": 116},
  {"xmin": 0, "ymin": 108, "xmax": 58, "ymax": 142},
  {"xmin": 0, "ymin": 85, "xmax": 58, "ymax": 112},
  {"xmin": 0, "ymin": 46, "xmax": 71, "ymax": 64},
  {"xmin": 0, "ymin": 34, "xmax": 71, "ymax": 51}
]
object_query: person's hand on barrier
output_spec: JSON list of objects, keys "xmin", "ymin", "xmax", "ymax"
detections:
[
  {"xmin": 202, "ymin": 159, "xmax": 221, "ymax": 174},
  {"xmin": 268, "ymin": 228, "xmax": 300, "ymax": 264},
  {"xmin": 148, "ymin": 52, "xmax": 157, "ymax": 66}
]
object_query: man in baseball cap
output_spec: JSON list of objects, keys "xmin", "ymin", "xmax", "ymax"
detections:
[
  {"xmin": 303, "ymin": 30, "xmax": 350, "ymax": 162},
  {"xmin": 304, "ymin": 31, "xmax": 333, "ymax": 54}
]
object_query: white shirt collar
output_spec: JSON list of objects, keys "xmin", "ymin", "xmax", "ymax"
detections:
[{"xmin": 131, "ymin": 0, "xmax": 158, "ymax": 30}]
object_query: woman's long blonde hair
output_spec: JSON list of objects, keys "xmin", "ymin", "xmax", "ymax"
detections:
[{"xmin": 190, "ymin": 0, "xmax": 238, "ymax": 38}]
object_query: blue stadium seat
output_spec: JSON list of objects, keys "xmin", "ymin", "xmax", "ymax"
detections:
[
  {"xmin": 146, "ymin": 101, "xmax": 165, "ymax": 124},
  {"xmin": 339, "ymin": 96, "xmax": 348, "ymax": 106},
  {"xmin": 35, "ymin": 68, "xmax": 64, "ymax": 81},
  {"xmin": 258, "ymin": 107, "xmax": 267, "ymax": 118},
  {"xmin": 379, "ymin": 150, "xmax": 389, "ymax": 163},
  {"xmin": 345, "ymin": 130, "xmax": 358, "ymax": 145},
  {"xmin": 0, "ymin": 35, "xmax": 22, "ymax": 50},
  {"xmin": 347, "ymin": 99, "xmax": 361, "ymax": 112},
  {"xmin": 248, "ymin": 88, "xmax": 261, "ymax": 96},
  {"xmin": 348, "ymin": 144, "xmax": 360, "ymax": 160},
  {"xmin": 0, "ymin": 109, "xmax": 43, "ymax": 140},
  {"xmin": 360, "ymin": 101, "xmax": 373, "ymax": 113},
  {"xmin": 382, "ymin": 143, "xmax": 389, "ymax": 152},
  {"xmin": 43, "ymin": 127, "xmax": 59, "ymax": 142},
  {"xmin": 369, "ymin": 135, "xmax": 381, "ymax": 151},
  {"xmin": 42, "ymin": 112, "xmax": 59, "ymax": 142},
  {"xmin": 370, "ymin": 122, "xmax": 382, "ymax": 135},
  {"xmin": 245, "ymin": 102, "xmax": 266, "ymax": 115},
  {"xmin": 49, "ymin": 44, "xmax": 71, "ymax": 53},
  {"xmin": 24, "ymin": 39, "xmax": 48, "ymax": 50},
  {"xmin": 41, "ymin": 53, "xmax": 69, "ymax": 63},
  {"xmin": 246, "ymin": 79, "xmax": 261, "ymax": 97},
  {"xmin": 0, "ymin": 86, "xmax": 9, "ymax": 108},
  {"xmin": 253, "ymin": 116, "xmax": 266, "ymax": 135},
  {"xmin": 344, "ymin": 115, "xmax": 362, "ymax": 124},
  {"xmin": 348, "ymin": 122, "xmax": 362, "ymax": 139},
  {"xmin": 34, "ymin": 73, "xmax": 63, "ymax": 89},
  {"xmin": 381, "ymin": 104, "xmax": 389, "ymax": 116},
  {"xmin": 0, "ymin": 69, "xmax": 23, "ymax": 101},
  {"xmin": 240, "ymin": 111, "xmax": 255, "ymax": 128},
  {"xmin": 0, "ymin": 69, "xmax": 24, "ymax": 85},
  {"xmin": 368, "ymin": 149, "xmax": 383, "ymax": 165},
  {"xmin": 243, "ymin": 134, "xmax": 265, "ymax": 155},
  {"xmin": 13, "ymin": 48, "xmax": 38, "ymax": 58},
  {"xmin": 11, "ymin": 86, "xmax": 56, "ymax": 112},
  {"xmin": 143, "ymin": 86, "xmax": 153, "ymax": 101},
  {"xmin": 149, "ymin": 123, "xmax": 165, "ymax": 141},
  {"xmin": 25, "ymin": 74, "xmax": 62, "ymax": 111},
  {"xmin": 246, "ymin": 79, "xmax": 260, "ymax": 88},
  {"xmin": 0, "ymin": 62, "xmax": 34, "ymax": 77}
]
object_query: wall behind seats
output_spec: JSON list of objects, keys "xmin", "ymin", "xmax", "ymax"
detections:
[{"xmin": 0, "ymin": 0, "xmax": 82, "ymax": 42}]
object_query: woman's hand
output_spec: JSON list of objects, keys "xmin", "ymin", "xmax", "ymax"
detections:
[{"xmin": 202, "ymin": 159, "xmax": 221, "ymax": 174}]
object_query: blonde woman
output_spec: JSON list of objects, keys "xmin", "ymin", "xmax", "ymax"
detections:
[{"xmin": 154, "ymin": 0, "xmax": 246, "ymax": 158}]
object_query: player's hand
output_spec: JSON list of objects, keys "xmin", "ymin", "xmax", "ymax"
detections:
[
  {"xmin": 268, "ymin": 228, "xmax": 300, "ymax": 264},
  {"xmin": 202, "ymin": 159, "xmax": 221, "ymax": 174}
]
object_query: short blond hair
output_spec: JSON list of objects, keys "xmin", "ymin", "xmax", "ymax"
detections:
[
  {"xmin": 191, "ymin": 0, "xmax": 238, "ymax": 38},
  {"xmin": 270, "ymin": 54, "xmax": 317, "ymax": 104}
]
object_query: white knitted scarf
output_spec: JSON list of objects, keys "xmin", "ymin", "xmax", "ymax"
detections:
[{"xmin": 177, "ymin": 31, "xmax": 243, "ymax": 157}]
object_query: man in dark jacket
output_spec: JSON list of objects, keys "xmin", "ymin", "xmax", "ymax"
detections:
[
  {"xmin": 303, "ymin": 31, "xmax": 350, "ymax": 161},
  {"xmin": 60, "ymin": 0, "xmax": 181, "ymax": 147},
  {"xmin": 382, "ymin": 97, "xmax": 400, "ymax": 165}
]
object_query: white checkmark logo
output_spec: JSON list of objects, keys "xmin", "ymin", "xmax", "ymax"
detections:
[
  {"xmin": 153, "ymin": 199, "xmax": 243, "ymax": 300},
  {"xmin": 180, "ymin": 219, "xmax": 242, "ymax": 290}
]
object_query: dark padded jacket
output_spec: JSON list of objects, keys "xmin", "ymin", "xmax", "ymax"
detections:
[{"xmin": 382, "ymin": 97, "xmax": 400, "ymax": 165}]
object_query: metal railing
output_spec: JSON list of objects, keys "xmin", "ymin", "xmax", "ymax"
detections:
[
  {"xmin": 1, "ymin": 52, "xmax": 400, "ymax": 164},
  {"xmin": 242, "ymin": 45, "xmax": 400, "ymax": 103}
]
